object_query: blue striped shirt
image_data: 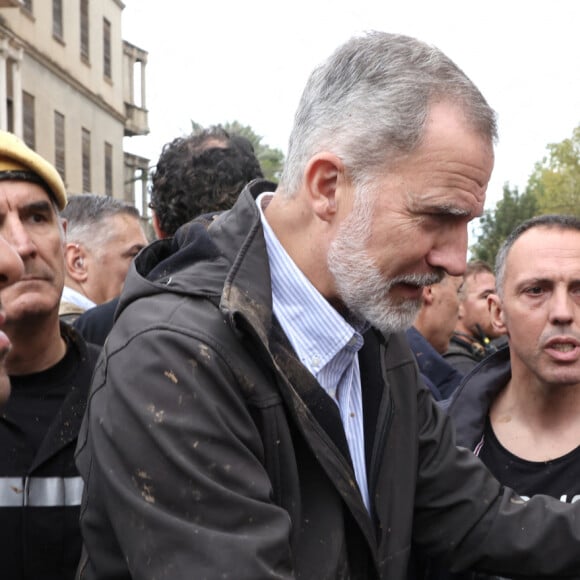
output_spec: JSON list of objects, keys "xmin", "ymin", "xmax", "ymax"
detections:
[{"xmin": 256, "ymin": 193, "xmax": 370, "ymax": 511}]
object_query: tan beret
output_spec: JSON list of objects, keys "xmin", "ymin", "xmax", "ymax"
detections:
[{"xmin": 0, "ymin": 130, "xmax": 67, "ymax": 210}]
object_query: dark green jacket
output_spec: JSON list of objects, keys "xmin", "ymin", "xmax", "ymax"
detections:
[{"xmin": 76, "ymin": 180, "xmax": 580, "ymax": 579}]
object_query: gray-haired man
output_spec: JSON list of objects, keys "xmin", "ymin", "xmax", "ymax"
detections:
[{"xmin": 76, "ymin": 33, "xmax": 580, "ymax": 579}]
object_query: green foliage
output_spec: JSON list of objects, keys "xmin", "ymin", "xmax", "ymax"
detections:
[
  {"xmin": 470, "ymin": 183, "xmax": 537, "ymax": 267},
  {"xmin": 471, "ymin": 123, "xmax": 580, "ymax": 266},
  {"xmin": 526, "ymin": 125, "xmax": 580, "ymax": 216},
  {"xmin": 191, "ymin": 120, "xmax": 285, "ymax": 183}
]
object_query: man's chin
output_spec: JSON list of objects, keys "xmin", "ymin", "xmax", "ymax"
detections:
[
  {"xmin": 360, "ymin": 298, "xmax": 422, "ymax": 334},
  {"xmin": 4, "ymin": 301, "xmax": 59, "ymax": 324}
]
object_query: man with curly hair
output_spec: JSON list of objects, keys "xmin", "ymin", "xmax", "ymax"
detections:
[
  {"xmin": 148, "ymin": 126, "xmax": 263, "ymax": 237},
  {"xmin": 73, "ymin": 127, "xmax": 263, "ymax": 344}
]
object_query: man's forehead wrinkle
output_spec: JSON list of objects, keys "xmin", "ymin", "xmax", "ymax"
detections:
[{"xmin": 423, "ymin": 151, "xmax": 492, "ymax": 185}]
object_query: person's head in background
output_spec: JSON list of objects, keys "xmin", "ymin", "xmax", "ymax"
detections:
[
  {"xmin": 0, "ymin": 129, "xmax": 68, "ymax": 377},
  {"xmin": 0, "ymin": 236, "xmax": 23, "ymax": 404},
  {"xmin": 60, "ymin": 194, "xmax": 147, "ymax": 307},
  {"xmin": 414, "ymin": 274, "xmax": 464, "ymax": 354},
  {"xmin": 148, "ymin": 126, "xmax": 264, "ymax": 238},
  {"xmin": 455, "ymin": 260, "xmax": 504, "ymax": 340},
  {"xmin": 491, "ymin": 214, "xmax": 580, "ymax": 389}
]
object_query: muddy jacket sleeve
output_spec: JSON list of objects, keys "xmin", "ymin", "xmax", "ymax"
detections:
[{"xmin": 76, "ymin": 325, "xmax": 295, "ymax": 579}]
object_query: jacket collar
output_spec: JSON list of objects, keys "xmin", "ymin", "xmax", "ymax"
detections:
[{"xmin": 446, "ymin": 345, "xmax": 511, "ymax": 449}]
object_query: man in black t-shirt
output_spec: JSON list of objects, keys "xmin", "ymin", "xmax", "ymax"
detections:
[
  {"xmin": 0, "ymin": 131, "xmax": 100, "ymax": 580},
  {"xmin": 444, "ymin": 214, "xmax": 580, "ymax": 579}
]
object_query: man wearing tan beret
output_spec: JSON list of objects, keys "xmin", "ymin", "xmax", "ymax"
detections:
[{"xmin": 0, "ymin": 131, "xmax": 100, "ymax": 580}]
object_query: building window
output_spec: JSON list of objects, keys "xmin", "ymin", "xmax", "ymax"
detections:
[
  {"xmin": 6, "ymin": 98, "xmax": 13, "ymax": 133},
  {"xmin": 82, "ymin": 128, "xmax": 91, "ymax": 192},
  {"xmin": 54, "ymin": 111, "xmax": 65, "ymax": 180},
  {"xmin": 80, "ymin": 0, "xmax": 89, "ymax": 62},
  {"xmin": 23, "ymin": 92, "xmax": 35, "ymax": 149},
  {"xmin": 103, "ymin": 18, "xmax": 111, "ymax": 79},
  {"xmin": 21, "ymin": 0, "xmax": 32, "ymax": 13},
  {"xmin": 52, "ymin": 0, "xmax": 63, "ymax": 40},
  {"xmin": 104, "ymin": 142, "xmax": 113, "ymax": 197}
]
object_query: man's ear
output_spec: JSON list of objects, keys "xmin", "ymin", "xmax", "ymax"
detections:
[
  {"xmin": 488, "ymin": 294, "xmax": 507, "ymax": 334},
  {"xmin": 64, "ymin": 243, "xmax": 88, "ymax": 283},
  {"xmin": 303, "ymin": 152, "xmax": 346, "ymax": 222},
  {"xmin": 151, "ymin": 212, "xmax": 165, "ymax": 239},
  {"xmin": 457, "ymin": 301, "xmax": 466, "ymax": 320},
  {"xmin": 422, "ymin": 286, "xmax": 434, "ymax": 306}
]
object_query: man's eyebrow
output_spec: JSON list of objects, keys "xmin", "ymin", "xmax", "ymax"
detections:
[
  {"xmin": 21, "ymin": 200, "xmax": 53, "ymax": 213},
  {"xmin": 515, "ymin": 277, "xmax": 550, "ymax": 289},
  {"xmin": 517, "ymin": 277, "xmax": 580, "ymax": 287}
]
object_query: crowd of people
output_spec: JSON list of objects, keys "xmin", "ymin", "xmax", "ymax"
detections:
[{"xmin": 0, "ymin": 29, "xmax": 579, "ymax": 580}]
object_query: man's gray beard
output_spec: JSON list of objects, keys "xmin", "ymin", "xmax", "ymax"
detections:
[
  {"xmin": 327, "ymin": 190, "xmax": 442, "ymax": 333},
  {"xmin": 329, "ymin": 247, "xmax": 441, "ymax": 333}
]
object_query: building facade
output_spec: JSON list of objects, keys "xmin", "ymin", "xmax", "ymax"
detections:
[{"xmin": 0, "ymin": 0, "xmax": 149, "ymax": 208}]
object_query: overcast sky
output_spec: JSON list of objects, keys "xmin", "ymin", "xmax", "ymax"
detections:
[{"xmin": 122, "ymin": 0, "xmax": 580, "ymax": 219}]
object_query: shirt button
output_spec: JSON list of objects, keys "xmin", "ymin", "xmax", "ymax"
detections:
[{"xmin": 311, "ymin": 354, "xmax": 320, "ymax": 369}]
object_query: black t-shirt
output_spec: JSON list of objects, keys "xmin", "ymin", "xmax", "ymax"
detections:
[
  {"xmin": 1, "ymin": 339, "xmax": 78, "ymax": 471},
  {"xmin": 478, "ymin": 416, "xmax": 580, "ymax": 504}
]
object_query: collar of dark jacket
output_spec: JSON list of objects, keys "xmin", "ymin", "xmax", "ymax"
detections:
[
  {"xmin": 446, "ymin": 344, "xmax": 511, "ymax": 449},
  {"xmin": 118, "ymin": 179, "xmax": 277, "ymax": 343}
]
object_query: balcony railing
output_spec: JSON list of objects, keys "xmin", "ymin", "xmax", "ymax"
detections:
[{"xmin": 124, "ymin": 102, "xmax": 148, "ymax": 137}]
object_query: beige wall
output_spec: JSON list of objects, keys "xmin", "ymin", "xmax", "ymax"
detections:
[
  {"xmin": 0, "ymin": 0, "xmax": 125, "ymax": 115},
  {"xmin": 20, "ymin": 53, "xmax": 125, "ymax": 197},
  {"xmin": 0, "ymin": 0, "xmax": 148, "ymax": 205}
]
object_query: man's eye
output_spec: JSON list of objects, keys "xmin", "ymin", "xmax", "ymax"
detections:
[{"xmin": 525, "ymin": 286, "xmax": 543, "ymax": 295}]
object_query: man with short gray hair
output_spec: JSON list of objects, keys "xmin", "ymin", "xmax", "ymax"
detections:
[
  {"xmin": 77, "ymin": 32, "xmax": 580, "ymax": 579},
  {"xmin": 59, "ymin": 193, "xmax": 147, "ymax": 323}
]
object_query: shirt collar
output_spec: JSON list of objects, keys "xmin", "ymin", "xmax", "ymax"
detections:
[
  {"xmin": 61, "ymin": 286, "xmax": 96, "ymax": 311},
  {"xmin": 256, "ymin": 192, "xmax": 365, "ymax": 375}
]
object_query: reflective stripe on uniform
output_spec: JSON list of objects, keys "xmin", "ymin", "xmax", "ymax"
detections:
[{"xmin": 0, "ymin": 476, "xmax": 84, "ymax": 507}]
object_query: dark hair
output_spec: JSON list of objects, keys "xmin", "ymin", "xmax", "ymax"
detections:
[
  {"xmin": 495, "ymin": 214, "xmax": 580, "ymax": 296},
  {"xmin": 149, "ymin": 128, "xmax": 263, "ymax": 236}
]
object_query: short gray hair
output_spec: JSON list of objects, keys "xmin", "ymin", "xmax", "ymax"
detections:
[
  {"xmin": 494, "ymin": 214, "xmax": 580, "ymax": 297},
  {"xmin": 279, "ymin": 31, "xmax": 497, "ymax": 194},
  {"xmin": 61, "ymin": 193, "xmax": 141, "ymax": 254}
]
